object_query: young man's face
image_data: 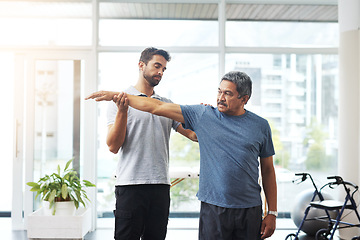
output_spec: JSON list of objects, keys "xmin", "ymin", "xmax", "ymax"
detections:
[
  {"xmin": 140, "ymin": 55, "xmax": 168, "ymax": 87},
  {"xmin": 217, "ymin": 80, "xmax": 248, "ymax": 115}
]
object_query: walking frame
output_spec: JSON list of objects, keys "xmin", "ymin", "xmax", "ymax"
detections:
[{"xmin": 286, "ymin": 174, "xmax": 360, "ymax": 240}]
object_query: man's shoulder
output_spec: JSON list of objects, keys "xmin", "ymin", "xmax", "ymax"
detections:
[
  {"xmin": 181, "ymin": 104, "xmax": 215, "ymax": 116},
  {"xmin": 125, "ymin": 86, "xmax": 139, "ymax": 95},
  {"xmin": 245, "ymin": 110, "xmax": 270, "ymax": 126},
  {"xmin": 156, "ymin": 95, "xmax": 173, "ymax": 103}
]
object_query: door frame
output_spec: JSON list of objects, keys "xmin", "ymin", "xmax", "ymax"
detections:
[{"xmin": 12, "ymin": 50, "xmax": 97, "ymax": 230}]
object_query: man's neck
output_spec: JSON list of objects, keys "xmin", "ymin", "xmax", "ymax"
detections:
[{"xmin": 134, "ymin": 81, "xmax": 154, "ymax": 97}]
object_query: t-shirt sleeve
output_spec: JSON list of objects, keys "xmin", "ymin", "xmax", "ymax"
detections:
[
  {"xmin": 180, "ymin": 105, "xmax": 206, "ymax": 131},
  {"xmin": 259, "ymin": 121, "xmax": 275, "ymax": 158}
]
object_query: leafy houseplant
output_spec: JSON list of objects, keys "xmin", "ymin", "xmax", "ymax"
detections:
[{"xmin": 27, "ymin": 159, "xmax": 96, "ymax": 215}]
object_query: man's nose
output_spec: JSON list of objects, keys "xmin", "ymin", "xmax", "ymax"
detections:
[{"xmin": 218, "ymin": 93, "xmax": 225, "ymax": 101}]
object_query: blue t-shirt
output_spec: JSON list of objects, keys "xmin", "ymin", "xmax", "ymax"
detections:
[{"xmin": 180, "ymin": 105, "xmax": 275, "ymax": 208}]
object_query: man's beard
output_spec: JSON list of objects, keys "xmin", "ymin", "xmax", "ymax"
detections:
[{"xmin": 143, "ymin": 72, "xmax": 161, "ymax": 87}]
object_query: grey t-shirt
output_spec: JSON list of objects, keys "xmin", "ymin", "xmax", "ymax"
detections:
[{"xmin": 107, "ymin": 86, "xmax": 180, "ymax": 186}]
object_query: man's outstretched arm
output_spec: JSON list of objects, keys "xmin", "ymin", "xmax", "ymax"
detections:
[
  {"xmin": 117, "ymin": 92, "xmax": 185, "ymax": 123},
  {"xmin": 87, "ymin": 91, "xmax": 185, "ymax": 123}
]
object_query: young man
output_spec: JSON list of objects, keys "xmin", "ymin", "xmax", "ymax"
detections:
[
  {"xmin": 100, "ymin": 47, "xmax": 196, "ymax": 240},
  {"xmin": 87, "ymin": 71, "xmax": 277, "ymax": 240}
]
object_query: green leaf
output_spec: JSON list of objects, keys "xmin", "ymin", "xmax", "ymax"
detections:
[
  {"xmin": 65, "ymin": 159, "xmax": 72, "ymax": 171},
  {"xmin": 30, "ymin": 186, "xmax": 40, "ymax": 192},
  {"xmin": 74, "ymin": 200, "xmax": 79, "ymax": 209},
  {"xmin": 57, "ymin": 165, "xmax": 60, "ymax": 175},
  {"xmin": 48, "ymin": 189, "xmax": 56, "ymax": 203},
  {"xmin": 27, "ymin": 182, "xmax": 39, "ymax": 187},
  {"xmin": 78, "ymin": 196, "xmax": 85, "ymax": 208},
  {"xmin": 83, "ymin": 180, "xmax": 96, "ymax": 187},
  {"xmin": 35, "ymin": 192, "xmax": 41, "ymax": 200},
  {"xmin": 61, "ymin": 184, "xmax": 68, "ymax": 199},
  {"xmin": 53, "ymin": 173, "xmax": 61, "ymax": 179}
]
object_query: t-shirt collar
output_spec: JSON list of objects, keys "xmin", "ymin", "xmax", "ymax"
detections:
[{"xmin": 128, "ymin": 86, "xmax": 161, "ymax": 100}]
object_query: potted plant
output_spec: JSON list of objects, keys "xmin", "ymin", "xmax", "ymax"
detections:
[{"xmin": 27, "ymin": 159, "xmax": 96, "ymax": 216}]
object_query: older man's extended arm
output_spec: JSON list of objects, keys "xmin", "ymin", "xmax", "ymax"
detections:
[{"xmin": 117, "ymin": 92, "xmax": 185, "ymax": 123}]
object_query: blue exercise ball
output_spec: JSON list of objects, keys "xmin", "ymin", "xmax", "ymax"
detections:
[{"xmin": 291, "ymin": 188, "xmax": 337, "ymax": 236}]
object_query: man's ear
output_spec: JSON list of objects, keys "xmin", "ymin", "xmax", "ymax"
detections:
[
  {"xmin": 242, "ymin": 95, "xmax": 250, "ymax": 105},
  {"xmin": 138, "ymin": 61, "xmax": 145, "ymax": 71}
]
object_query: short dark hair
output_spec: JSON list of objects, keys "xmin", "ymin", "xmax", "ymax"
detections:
[
  {"xmin": 221, "ymin": 71, "xmax": 252, "ymax": 99},
  {"xmin": 139, "ymin": 47, "xmax": 171, "ymax": 64}
]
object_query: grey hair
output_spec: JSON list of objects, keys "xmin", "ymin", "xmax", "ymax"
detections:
[{"xmin": 221, "ymin": 71, "xmax": 252, "ymax": 99}]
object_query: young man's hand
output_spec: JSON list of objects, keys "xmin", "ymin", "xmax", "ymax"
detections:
[{"xmin": 85, "ymin": 91, "xmax": 119, "ymax": 102}]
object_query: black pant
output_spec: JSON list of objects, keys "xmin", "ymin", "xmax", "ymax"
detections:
[
  {"xmin": 199, "ymin": 202, "xmax": 262, "ymax": 240},
  {"xmin": 114, "ymin": 184, "xmax": 170, "ymax": 240}
]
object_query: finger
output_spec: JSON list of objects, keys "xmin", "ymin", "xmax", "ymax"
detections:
[
  {"xmin": 123, "ymin": 97, "xmax": 129, "ymax": 107},
  {"xmin": 119, "ymin": 93, "xmax": 126, "ymax": 105},
  {"xmin": 115, "ymin": 94, "xmax": 122, "ymax": 106},
  {"xmin": 113, "ymin": 92, "xmax": 122, "ymax": 102},
  {"xmin": 84, "ymin": 92, "xmax": 98, "ymax": 100},
  {"xmin": 260, "ymin": 222, "xmax": 266, "ymax": 239},
  {"xmin": 261, "ymin": 226, "xmax": 275, "ymax": 239}
]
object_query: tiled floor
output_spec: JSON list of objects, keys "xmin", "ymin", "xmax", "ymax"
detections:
[{"xmin": 2, "ymin": 217, "xmax": 341, "ymax": 240}]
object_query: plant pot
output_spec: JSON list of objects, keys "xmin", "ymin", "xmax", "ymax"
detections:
[
  {"xmin": 27, "ymin": 207, "xmax": 91, "ymax": 239},
  {"xmin": 42, "ymin": 200, "xmax": 76, "ymax": 216}
]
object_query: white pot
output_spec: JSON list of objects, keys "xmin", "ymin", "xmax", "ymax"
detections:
[{"xmin": 42, "ymin": 200, "xmax": 76, "ymax": 216}]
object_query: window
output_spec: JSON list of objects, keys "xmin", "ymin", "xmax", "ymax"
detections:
[
  {"xmin": 226, "ymin": 21, "xmax": 338, "ymax": 47},
  {"xmin": 0, "ymin": 52, "xmax": 14, "ymax": 214},
  {"xmin": 99, "ymin": 19, "xmax": 218, "ymax": 47},
  {"xmin": 0, "ymin": 2, "xmax": 92, "ymax": 46}
]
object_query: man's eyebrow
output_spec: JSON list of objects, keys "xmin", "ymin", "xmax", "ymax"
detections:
[
  {"xmin": 218, "ymin": 88, "xmax": 233, "ymax": 94},
  {"xmin": 154, "ymin": 62, "xmax": 167, "ymax": 71}
]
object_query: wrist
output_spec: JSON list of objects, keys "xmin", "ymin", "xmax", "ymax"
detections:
[{"xmin": 267, "ymin": 210, "xmax": 278, "ymax": 217}]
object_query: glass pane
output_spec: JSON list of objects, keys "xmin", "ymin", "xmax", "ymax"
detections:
[
  {"xmin": 0, "ymin": 18, "xmax": 91, "ymax": 46},
  {"xmin": 226, "ymin": 21, "xmax": 339, "ymax": 47},
  {"xmin": 226, "ymin": 53, "xmax": 338, "ymax": 214},
  {"xmin": 99, "ymin": 19, "xmax": 218, "ymax": 47},
  {"xmin": 0, "ymin": 1, "xmax": 92, "ymax": 46},
  {"xmin": 97, "ymin": 52, "xmax": 139, "ymax": 217},
  {"xmin": 97, "ymin": 52, "xmax": 218, "ymax": 217},
  {"xmin": 99, "ymin": 2, "xmax": 218, "ymax": 47},
  {"xmin": 157, "ymin": 53, "xmax": 219, "ymax": 105},
  {"xmin": 0, "ymin": 1, "xmax": 91, "ymax": 18},
  {"xmin": 0, "ymin": 52, "xmax": 14, "ymax": 213},
  {"xmin": 33, "ymin": 60, "xmax": 82, "ymax": 209}
]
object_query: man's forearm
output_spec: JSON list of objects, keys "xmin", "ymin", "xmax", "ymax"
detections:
[
  {"xmin": 125, "ymin": 93, "xmax": 185, "ymax": 123},
  {"xmin": 126, "ymin": 94, "xmax": 161, "ymax": 115},
  {"xmin": 260, "ymin": 156, "xmax": 277, "ymax": 212},
  {"xmin": 106, "ymin": 110, "xmax": 127, "ymax": 154}
]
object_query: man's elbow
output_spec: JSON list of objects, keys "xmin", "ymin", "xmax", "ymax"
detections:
[
  {"xmin": 108, "ymin": 144, "xmax": 120, "ymax": 154},
  {"xmin": 109, "ymin": 147, "xmax": 119, "ymax": 154}
]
